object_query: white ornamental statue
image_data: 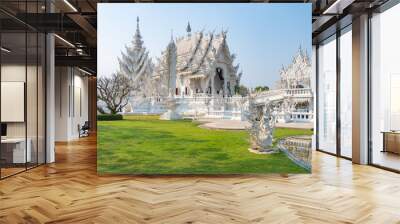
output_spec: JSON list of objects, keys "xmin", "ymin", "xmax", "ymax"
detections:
[
  {"xmin": 248, "ymin": 97, "xmax": 278, "ymax": 153},
  {"xmin": 247, "ymin": 98, "xmax": 260, "ymax": 150},
  {"xmin": 256, "ymin": 103, "xmax": 277, "ymax": 150}
]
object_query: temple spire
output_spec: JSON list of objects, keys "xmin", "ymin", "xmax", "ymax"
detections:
[
  {"xmin": 186, "ymin": 22, "xmax": 191, "ymax": 37},
  {"xmin": 168, "ymin": 29, "xmax": 176, "ymax": 53},
  {"xmin": 133, "ymin": 16, "xmax": 143, "ymax": 50}
]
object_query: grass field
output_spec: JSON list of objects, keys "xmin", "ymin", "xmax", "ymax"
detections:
[{"xmin": 97, "ymin": 115, "xmax": 313, "ymax": 174}]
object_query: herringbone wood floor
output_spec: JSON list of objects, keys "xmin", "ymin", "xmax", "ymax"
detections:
[{"xmin": 1, "ymin": 135, "xmax": 400, "ymax": 224}]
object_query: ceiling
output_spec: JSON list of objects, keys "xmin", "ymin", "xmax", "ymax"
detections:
[{"xmin": 0, "ymin": 0, "xmax": 392, "ymax": 75}]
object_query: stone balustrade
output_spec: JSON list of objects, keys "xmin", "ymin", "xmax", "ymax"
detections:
[
  {"xmin": 278, "ymin": 136, "xmax": 312, "ymax": 171},
  {"xmin": 284, "ymin": 88, "xmax": 313, "ymax": 97}
]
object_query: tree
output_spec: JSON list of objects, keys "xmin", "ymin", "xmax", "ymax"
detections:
[
  {"xmin": 118, "ymin": 17, "xmax": 154, "ymax": 97},
  {"xmin": 97, "ymin": 73, "xmax": 135, "ymax": 114},
  {"xmin": 235, "ymin": 85, "xmax": 249, "ymax": 96},
  {"xmin": 254, "ymin": 86, "xmax": 269, "ymax": 92}
]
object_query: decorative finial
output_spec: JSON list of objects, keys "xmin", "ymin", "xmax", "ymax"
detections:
[
  {"xmin": 133, "ymin": 16, "xmax": 143, "ymax": 49},
  {"xmin": 298, "ymin": 45, "xmax": 303, "ymax": 55},
  {"xmin": 186, "ymin": 22, "xmax": 191, "ymax": 37}
]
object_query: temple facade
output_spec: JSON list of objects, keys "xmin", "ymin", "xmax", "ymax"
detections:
[
  {"xmin": 152, "ymin": 23, "xmax": 242, "ymax": 98},
  {"xmin": 277, "ymin": 47, "xmax": 313, "ymax": 122},
  {"xmin": 278, "ymin": 47, "xmax": 311, "ymax": 90},
  {"xmin": 123, "ymin": 19, "xmax": 313, "ymax": 123}
]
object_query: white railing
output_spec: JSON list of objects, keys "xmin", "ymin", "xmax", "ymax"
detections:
[
  {"xmin": 253, "ymin": 90, "xmax": 285, "ymax": 105},
  {"xmin": 290, "ymin": 112, "xmax": 313, "ymax": 121},
  {"xmin": 126, "ymin": 92, "xmax": 313, "ymax": 122},
  {"xmin": 284, "ymin": 88, "xmax": 313, "ymax": 97}
]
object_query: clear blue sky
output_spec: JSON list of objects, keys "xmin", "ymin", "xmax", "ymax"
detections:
[{"xmin": 98, "ymin": 3, "xmax": 311, "ymax": 88}]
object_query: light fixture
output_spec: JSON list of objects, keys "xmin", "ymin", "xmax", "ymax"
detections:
[
  {"xmin": 54, "ymin": 34, "xmax": 75, "ymax": 48},
  {"xmin": 63, "ymin": 0, "xmax": 78, "ymax": 12},
  {"xmin": 322, "ymin": 0, "xmax": 355, "ymax": 15},
  {"xmin": 1, "ymin": 47, "xmax": 11, "ymax": 53},
  {"xmin": 76, "ymin": 49, "xmax": 84, "ymax": 55},
  {"xmin": 78, "ymin": 67, "xmax": 92, "ymax": 76}
]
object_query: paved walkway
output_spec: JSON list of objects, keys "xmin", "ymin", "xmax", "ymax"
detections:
[
  {"xmin": 275, "ymin": 122, "xmax": 313, "ymax": 129},
  {"xmin": 198, "ymin": 118, "xmax": 313, "ymax": 130},
  {"xmin": 197, "ymin": 119, "xmax": 250, "ymax": 130}
]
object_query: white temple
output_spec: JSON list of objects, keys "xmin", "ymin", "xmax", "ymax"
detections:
[
  {"xmin": 275, "ymin": 47, "xmax": 313, "ymax": 123},
  {"xmin": 152, "ymin": 22, "xmax": 242, "ymax": 98},
  {"xmin": 122, "ymin": 19, "xmax": 313, "ymax": 123}
]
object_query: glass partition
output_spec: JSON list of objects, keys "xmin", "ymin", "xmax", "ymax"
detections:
[
  {"xmin": 38, "ymin": 32, "xmax": 46, "ymax": 165},
  {"xmin": 317, "ymin": 35, "xmax": 337, "ymax": 154},
  {"xmin": 370, "ymin": 3, "xmax": 400, "ymax": 171},
  {"xmin": 1, "ymin": 31, "xmax": 28, "ymax": 177},
  {"xmin": 0, "ymin": 2, "xmax": 46, "ymax": 179},
  {"xmin": 27, "ymin": 31, "xmax": 38, "ymax": 169}
]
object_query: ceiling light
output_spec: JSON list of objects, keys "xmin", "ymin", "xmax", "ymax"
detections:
[
  {"xmin": 54, "ymin": 34, "xmax": 75, "ymax": 48},
  {"xmin": 323, "ymin": 0, "xmax": 355, "ymax": 15},
  {"xmin": 63, "ymin": 0, "xmax": 78, "ymax": 12},
  {"xmin": 1, "ymin": 47, "xmax": 11, "ymax": 53}
]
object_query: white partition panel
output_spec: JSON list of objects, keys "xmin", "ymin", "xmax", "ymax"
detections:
[{"xmin": 1, "ymin": 82, "xmax": 25, "ymax": 122}]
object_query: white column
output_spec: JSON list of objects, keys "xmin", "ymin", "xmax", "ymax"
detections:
[
  {"xmin": 312, "ymin": 45, "xmax": 317, "ymax": 150},
  {"xmin": 352, "ymin": 14, "xmax": 369, "ymax": 164},
  {"xmin": 223, "ymin": 74, "xmax": 227, "ymax": 97},
  {"xmin": 46, "ymin": 33, "xmax": 55, "ymax": 163},
  {"xmin": 211, "ymin": 75, "xmax": 215, "ymax": 96}
]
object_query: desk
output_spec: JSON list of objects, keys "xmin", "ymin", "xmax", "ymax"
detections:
[
  {"xmin": 382, "ymin": 131, "xmax": 400, "ymax": 154},
  {"xmin": 1, "ymin": 138, "xmax": 31, "ymax": 163}
]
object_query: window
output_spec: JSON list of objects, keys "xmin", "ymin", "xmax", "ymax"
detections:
[
  {"xmin": 339, "ymin": 26, "xmax": 352, "ymax": 158},
  {"xmin": 317, "ymin": 35, "xmax": 337, "ymax": 154},
  {"xmin": 370, "ymin": 3, "xmax": 400, "ymax": 171}
]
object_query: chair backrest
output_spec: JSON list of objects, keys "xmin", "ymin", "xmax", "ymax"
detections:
[{"xmin": 82, "ymin": 121, "xmax": 90, "ymax": 129}]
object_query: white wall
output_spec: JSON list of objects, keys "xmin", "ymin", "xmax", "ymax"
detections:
[{"xmin": 55, "ymin": 67, "xmax": 89, "ymax": 141}]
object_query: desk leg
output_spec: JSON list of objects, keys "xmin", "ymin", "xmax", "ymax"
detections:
[{"xmin": 382, "ymin": 133, "xmax": 386, "ymax": 153}]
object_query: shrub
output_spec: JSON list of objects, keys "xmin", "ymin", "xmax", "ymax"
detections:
[{"xmin": 97, "ymin": 114, "xmax": 123, "ymax": 121}]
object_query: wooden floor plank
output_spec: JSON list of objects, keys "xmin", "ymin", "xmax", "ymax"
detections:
[{"xmin": 0, "ymin": 135, "xmax": 400, "ymax": 223}]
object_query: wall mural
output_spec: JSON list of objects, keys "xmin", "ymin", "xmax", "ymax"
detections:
[{"xmin": 97, "ymin": 3, "xmax": 313, "ymax": 174}]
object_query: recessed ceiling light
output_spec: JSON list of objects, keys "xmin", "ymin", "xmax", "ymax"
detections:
[
  {"xmin": 54, "ymin": 34, "xmax": 75, "ymax": 48},
  {"xmin": 323, "ymin": 0, "xmax": 355, "ymax": 15},
  {"xmin": 63, "ymin": 0, "xmax": 78, "ymax": 12},
  {"xmin": 78, "ymin": 67, "xmax": 92, "ymax": 76},
  {"xmin": 1, "ymin": 47, "xmax": 11, "ymax": 53}
]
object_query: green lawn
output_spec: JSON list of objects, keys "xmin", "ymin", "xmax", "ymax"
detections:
[{"xmin": 97, "ymin": 115, "xmax": 312, "ymax": 174}]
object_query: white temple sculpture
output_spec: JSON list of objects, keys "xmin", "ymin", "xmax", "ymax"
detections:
[
  {"xmin": 118, "ymin": 18, "xmax": 313, "ymax": 123},
  {"xmin": 248, "ymin": 97, "xmax": 279, "ymax": 153},
  {"xmin": 153, "ymin": 23, "xmax": 242, "ymax": 98},
  {"xmin": 275, "ymin": 47, "xmax": 313, "ymax": 123},
  {"xmin": 125, "ymin": 20, "xmax": 246, "ymax": 120},
  {"xmin": 118, "ymin": 17, "xmax": 155, "ymax": 112},
  {"xmin": 258, "ymin": 102, "xmax": 277, "ymax": 149}
]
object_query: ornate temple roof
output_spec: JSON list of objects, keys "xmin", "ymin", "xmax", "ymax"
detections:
[
  {"xmin": 154, "ymin": 24, "xmax": 236, "ymax": 79},
  {"xmin": 175, "ymin": 30, "xmax": 229, "ymax": 75},
  {"xmin": 279, "ymin": 46, "xmax": 311, "ymax": 89}
]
